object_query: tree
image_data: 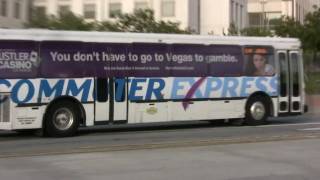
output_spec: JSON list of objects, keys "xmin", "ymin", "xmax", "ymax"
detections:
[
  {"xmin": 225, "ymin": 23, "xmax": 239, "ymax": 36},
  {"xmin": 241, "ymin": 27, "xmax": 272, "ymax": 37},
  {"xmin": 27, "ymin": 9, "xmax": 190, "ymax": 34},
  {"xmin": 26, "ymin": 11, "xmax": 95, "ymax": 31},
  {"xmin": 26, "ymin": 8, "xmax": 51, "ymax": 29},
  {"xmin": 225, "ymin": 23, "xmax": 272, "ymax": 37},
  {"xmin": 49, "ymin": 12, "xmax": 95, "ymax": 31},
  {"xmin": 98, "ymin": 9, "xmax": 190, "ymax": 34},
  {"xmin": 273, "ymin": 16, "xmax": 303, "ymax": 38},
  {"xmin": 302, "ymin": 6, "xmax": 320, "ymax": 62}
]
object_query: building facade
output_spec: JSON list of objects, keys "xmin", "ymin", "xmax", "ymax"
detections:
[
  {"xmin": 33, "ymin": 0, "xmax": 248, "ymax": 35},
  {"xmin": 0, "ymin": 0, "xmax": 31, "ymax": 28},
  {"xmin": 201, "ymin": 0, "xmax": 247, "ymax": 35},
  {"xmin": 248, "ymin": 0, "xmax": 320, "ymax": 28}
]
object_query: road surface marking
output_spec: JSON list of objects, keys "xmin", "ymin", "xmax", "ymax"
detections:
[
  {"xmin": 299, "ymin": 127, "xmax": 320, "ymax": 131},
  {"xmin": 260, "ymin": 122, "xmax": 320, "ymax": 128}
]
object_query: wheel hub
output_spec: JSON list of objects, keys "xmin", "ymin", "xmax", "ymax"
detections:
[
  {"xmin": 250, "ymin": 102, "xmax": 266, "ymax": 121},
  {"xmin": 53, "ymin": 108, "xmax": 74, "ymax": 131}
]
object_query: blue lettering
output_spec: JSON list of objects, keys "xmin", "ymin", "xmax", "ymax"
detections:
[
  {"xmin": 0, "ymin": 79, "xmax": 11, "ymax": 89},
  {"xmin": 172, "ymin": 78, "xmax": 204, "ymax": 99},
  {"xmin": 270, "ymin": 77, "xmax": 279, "ymax": 96},
  {"xmin": 204, "ymin": 78, "xmax": 222, "ymax": 98},
  {"xmin": 129, "ymin": 79, "xmax": 146, "ymax": 101},
  {"xmin": 66, "ymin": 79, "xmax": 92, "ymax": 102},
  {"xmin": 222, "ymin": 78, "xmax": 239, "ymax": 97},
  {"xmin": 192, "ymin": 79, "xmax": 205, "ymax": 99},
  {"xmin": 256, "ymin": 77, "xmax": 268, "ymax": 93},
  {"xmin": 115, "ymin": 78, "xmax": 126, "ymax": 102},
  {"xmin": 171, "ymin": 78, "xmax": 188, "ymax": 99},
  {"xmin": 11, "ymin": 80, "xmax": 35, "ymax": 103},
  {"xmin": 240, "ymin": 77, "xmax": 254, "ymax": 97},
  {"xmin": 146, "ymin": 79, "xmax": 165, "ymax": 100},
  {"xmin": 172, "ymin": 78, "xmax": 202, "ymax": 99},
  {"xmin": 38, "ymin": 80, "xmax": 64, "ymax": 102}
]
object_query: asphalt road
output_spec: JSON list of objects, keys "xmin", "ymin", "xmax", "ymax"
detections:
[
  {"xmin": 2, "ymin": 139, "xmax": 320, "ymax": 180},
  {"xmin": 1, "ymin": 113, "xmax": 320, "ymax": 180},
  {"xmin": 0, "ymin": 113, "xmax": 319, "ymax": 158}
]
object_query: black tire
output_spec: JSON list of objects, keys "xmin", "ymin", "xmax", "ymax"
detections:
[
  {"xmin": 44, "ymin": 100, "xmax": 80, "ymax": 137},
  {"xmin": 245, "ymin": 96, "xmax": 269, "ymax": 126},
  {"xmin": 228, "ymin": 118, "xmax": 244, "ymax": 126}
]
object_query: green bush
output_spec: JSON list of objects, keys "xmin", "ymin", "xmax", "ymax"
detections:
[{"xmin": 305, "ymin": 72, "xmax": 320, "ymax": 94}]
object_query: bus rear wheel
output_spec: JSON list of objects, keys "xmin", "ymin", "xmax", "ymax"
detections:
[
  {"xmin": 245, "ymin": 96, "xmax": 269, "ymax": 126},
  {"xmin": 44, "ymin": 100, "xmax": 80, "ymax": 137}
]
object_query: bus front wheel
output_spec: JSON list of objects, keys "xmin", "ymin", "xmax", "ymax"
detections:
[
  {"xmin": 44, "ymin": 100, "xmax": 80, "ymax": 137},
  {"xmin": 245, "ymin": 96, "xmax": 269, "ymax": 126}
]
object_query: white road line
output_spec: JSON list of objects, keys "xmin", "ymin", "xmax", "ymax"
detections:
[
  {"xmin": 259, "ymin": 122, "xmax": 320, "ymax": 128},
  {"xmin": 299, "ymin": 128, "xmax": 320, "ymax": 131}
]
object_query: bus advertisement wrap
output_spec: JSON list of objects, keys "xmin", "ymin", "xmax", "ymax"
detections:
[
  {"xmin": 0, "ymin": 41, "xmax": 244, "ymax": 78},
  {"xmin": 0, "ymin": 41, "xmax": 40, "ymax": 78},
  {"xmin": 0, "ymin": 77, "xmax": 278, "ymax": 105}
]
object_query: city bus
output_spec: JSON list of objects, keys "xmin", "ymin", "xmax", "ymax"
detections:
[{"xmin": 0, "ymin": 29, "xmax": 307, "ymax": 137}]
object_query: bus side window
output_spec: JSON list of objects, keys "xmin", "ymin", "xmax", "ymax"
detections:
[{"xmin": 96, "ymin": 78, "xmax": 108, "ymax": 102}]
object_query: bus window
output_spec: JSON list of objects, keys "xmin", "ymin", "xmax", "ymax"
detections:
[
  {"xmin": 96, "ymin": 78, "xmax": 108, "ymax": 102},
  {"xmin": 279, "ymin": 52, "xmax": 288, "ymax": 97},
  {"xmin": 244, "ymin": 47, "xmax": 275, "ymax": 76},
  {"xmin": 291, "ymin": 53, "xmax": 300, "ymax": 97}
]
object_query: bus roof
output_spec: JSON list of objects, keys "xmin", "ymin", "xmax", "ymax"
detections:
[{"xmin": 0, "ymin": 29, "xmax": 301, "ymax": 50}]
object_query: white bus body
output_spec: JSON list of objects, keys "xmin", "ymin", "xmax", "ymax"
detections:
[{"xmin": 0, "ymin": 29, "xmax": 307, "ymax": 137}]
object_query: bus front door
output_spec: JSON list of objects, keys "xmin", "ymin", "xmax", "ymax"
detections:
[
  {"xmin": 95, "ymin": 78, "xmax": 109, "ymax": 123},
  {"xmin": 277, "ymin": 51, "xmax": 303, "ymax": 115},
  {"xmin": 95, "ymin": 78, "xmax": 127, "ymax": 124}
]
